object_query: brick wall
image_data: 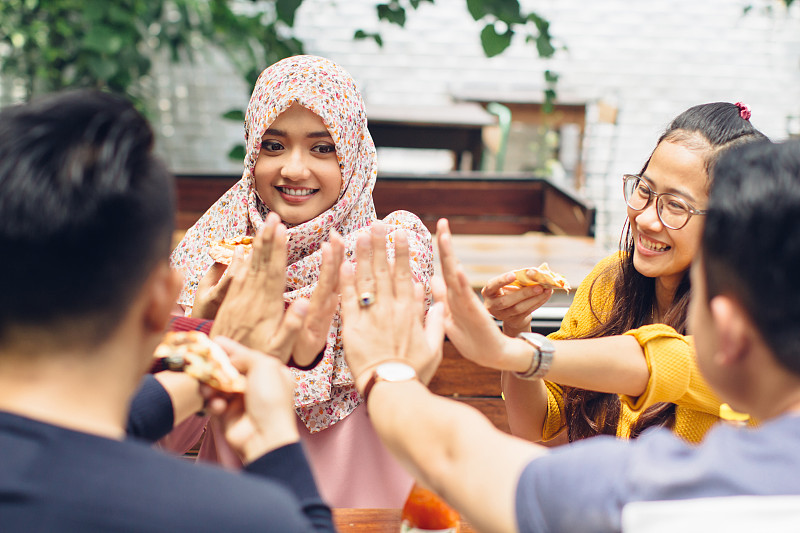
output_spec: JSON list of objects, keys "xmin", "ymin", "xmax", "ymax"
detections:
[{"xmin": 99, "ymin": 0, "xmax": 800, "ymax": 247}]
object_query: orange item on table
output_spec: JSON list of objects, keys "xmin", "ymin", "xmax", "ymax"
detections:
[{"xmin": 401, "ymin": 482, "xmax": 460, "ymax": 532}]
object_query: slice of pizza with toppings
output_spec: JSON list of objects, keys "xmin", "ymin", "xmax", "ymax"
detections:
[
  {"xmin": 208, "ymin": 235, "xmax": 253, "ymax": 265},
  {"xmin": 153, "ymin": 331, "xmax": 246, "ymax": 393},
  {"xmin": 508, "ymin": 262, "xmax": 571, "ymax": 293}
]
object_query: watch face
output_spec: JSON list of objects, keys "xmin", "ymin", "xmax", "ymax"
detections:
[{"xmin": 376, "ymin": 361, "xmax": 417, "ymax": 381}]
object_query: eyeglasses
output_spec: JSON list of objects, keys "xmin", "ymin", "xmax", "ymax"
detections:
[{"xmin": 622, "ymin": 174, "xmax": 707, "ymax": 230}]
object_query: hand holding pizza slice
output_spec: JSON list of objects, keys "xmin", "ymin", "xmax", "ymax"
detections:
[
  {"xmin": 153, "ymin": 331, "xmax": 246, "ymax": 393},
  {"xmin": 507, "ymin": 262, "xmax": 571, "ymax": 293}
]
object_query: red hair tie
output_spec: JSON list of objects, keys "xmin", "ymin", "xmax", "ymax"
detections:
[{"xmin": 735, "ymin": 102, "xmax": 751, "ymax": 121}]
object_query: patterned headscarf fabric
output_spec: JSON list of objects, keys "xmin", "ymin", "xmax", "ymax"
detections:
[{"xmin": 170, "ymin": 55, "xmax": 433, "ymax": 432}]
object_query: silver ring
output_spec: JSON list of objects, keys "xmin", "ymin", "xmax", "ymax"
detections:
[{"xmin": 358, "ymin": 292, "xmax": 376, "ymax": 308}]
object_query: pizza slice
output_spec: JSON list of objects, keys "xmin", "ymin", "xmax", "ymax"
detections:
[
  {"xmin": 508, "ymin": 262, "xmax": 571, "ymax": 293},
  {"xmin": 208, "ymin": 235, "xmax": 253, "ymax": 265},
  {"xmin": 153, "ymin": 331, "xmax": 246, "ymax": 393}
]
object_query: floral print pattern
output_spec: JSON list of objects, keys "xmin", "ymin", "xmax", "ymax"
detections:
[{"xmin": 170, "ymin": 55, "xmax": 433, "ymax": 432}]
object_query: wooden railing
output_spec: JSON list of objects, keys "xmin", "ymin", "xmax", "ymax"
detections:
[{"xmin": 173, "ymin": 171, "xmax": 595, "ymax": 237}]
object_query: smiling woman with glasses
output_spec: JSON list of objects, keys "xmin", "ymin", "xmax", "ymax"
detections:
[
  {"xmin": 474, "ymin": 102, "xmax": 769, "ymax": 449},
  {"xmin": 622, "ymin": 174, "xmax": 708, "ymax": 230}
]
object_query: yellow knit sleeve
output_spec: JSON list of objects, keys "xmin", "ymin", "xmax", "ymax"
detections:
[
  {"xmin": 548, "ymin": 253, "xmax": 620, "ymax": 341},
  {"xmin": 620, "ymin": 324, "xmax": 721, "ymax": 416},
  {"xmin": 541, "ymin": 381, "xmax": 567, "ymax": 441}
]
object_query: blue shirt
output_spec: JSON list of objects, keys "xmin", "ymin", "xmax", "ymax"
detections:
[{"xmin": 515, "ymin": 414, "xmax": 800, "ymax": 532}]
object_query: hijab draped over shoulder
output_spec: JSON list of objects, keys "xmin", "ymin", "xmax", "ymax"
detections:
[{"xmin": 170, "ymin": 55, "xmax": 433, "ymax": 432}]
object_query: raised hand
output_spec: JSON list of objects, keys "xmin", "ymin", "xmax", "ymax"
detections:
[
  {"xmin": 190, "ymin": 253, "xmax": 244, "ymax": 319},
  {"xmin": 203, "ymin": 335, "xmax": 303, "ymax": 463},
  {"xmin": 290, "ymin": 230, "xmax": 345, "ymax": 368},
  {"xmin": 433, "ymin": 218, "xmax": 521, "ymax": 371},
  {"xmin": 339, "ymin": 222, "xmax": 444, "ymax": 394},
  {"xmin": 210, "ymin": 212, "xmax": 307, "ymax": 364}
]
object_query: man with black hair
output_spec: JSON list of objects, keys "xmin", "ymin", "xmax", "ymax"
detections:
[
  {"xmin": 338, "ymin": 139, "xmax": 800, "ymax": 532},
  {"xmin": 0, "ymin": 90, "xmax": 333, "ymax": 531}
]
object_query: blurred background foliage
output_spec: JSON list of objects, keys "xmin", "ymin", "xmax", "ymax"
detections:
[{"xmin": 0, "ymin": 0, "xmax": 557, "ymax": 111}]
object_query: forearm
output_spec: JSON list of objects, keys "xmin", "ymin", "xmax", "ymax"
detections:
[
  {"xmin": 500, "ymin": 371, "xmax": 549, "ymax": 442},
  {"xmin": 153, "ymin": 371, "xmax": 204, "ymax": 426},
  {"xmin": 547, "ymin": 336, "xmax": 649, "ymax": 397},
  {"xmin": 367, "ymin": 379, "xmax": 544, "ymax": 533}
]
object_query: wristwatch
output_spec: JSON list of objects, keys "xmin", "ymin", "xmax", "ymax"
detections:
[
  {"xmin": 514, "ymin": 332, "xmax": 555, "ymax": 380},
  {"xmin": 362, "ymin": 361, "xmax": 418, "ymax": 402}
]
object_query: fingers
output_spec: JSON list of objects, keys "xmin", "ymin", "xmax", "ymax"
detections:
[
  {"xmin": 392, "ymin": 230, "xmax": 415, "ymax": 302},
  {"xmin": 215, "ymin": 337, "xmax": 258, "ymax": 373},
  {"xmin": 481, "ymin": 271, "xmax": 518, "ymax": 298},
  {"xmin": 370, "ymin": 222, "xmax": 392, "ymax": 302},
  {"xmin": 354, "ymin": 232, "xmax": 375, "ymax": 304},
  {"xmin": 435, "ymin": 218, "xmax": 465, "ymax": 295},
  {"xmin": 424, "ymin": 301, "xmax": 446, "ymax": 353},
  {"xmin": 266, "ymin": 299, "xmax": 310, "ymax": 364},
  {"xmin": 339, "ymin": 261, "xmax": 358, "ymax": 320}
]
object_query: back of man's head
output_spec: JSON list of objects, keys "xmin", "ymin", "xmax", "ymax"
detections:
[
  {"xmin": 0, "ymin": 90, "xmax": 174, "ymax": 349},
  {"xmin": 703, "ymin": 140, "xmax": 800, "ymax": 375}
]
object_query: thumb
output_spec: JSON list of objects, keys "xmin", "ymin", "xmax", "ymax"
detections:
[
  {"xmin": 265, "ymin": 299, "xmax": 310, "ymax": 364},
  {"xmin": 424, "ymin": 301, "xmax": 446, "ymax": 351}
]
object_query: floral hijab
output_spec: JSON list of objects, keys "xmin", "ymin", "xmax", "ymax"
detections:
[{"xmin": 170, "ymin": 55, "xmax": 433, "ymax": 432}]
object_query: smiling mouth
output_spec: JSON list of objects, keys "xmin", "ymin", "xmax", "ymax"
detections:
[
  {"xmin": 639, "ymin": 235, "xmax": 671, "ymax": 252},
  {"xmin": 276, "ymin": 186, "xmax": 317, "ymax": 197}
]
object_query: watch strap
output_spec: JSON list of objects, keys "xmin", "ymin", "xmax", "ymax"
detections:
[{"xmin": 514, "ymin": 333, "xmax": 554, "ymax": 381}]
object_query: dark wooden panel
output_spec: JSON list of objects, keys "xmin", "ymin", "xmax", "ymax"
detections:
[
  {"xmin": 542, "ymin": 186, "xmax": 595, "ymax": 236},
  {"xmin": 172, "ymin": 172, "xmax": 595, "ymax": 236},
  {"xmin": 373, "ymin": 179, "xmax": 545, "ymax": 217},
  {"xmin": 451, "ymin": 397, "xmax": 510, "ymax": 434},
  {"xmin": 175, "ymin": 176, "xmax": 239, "ymax": 212}
]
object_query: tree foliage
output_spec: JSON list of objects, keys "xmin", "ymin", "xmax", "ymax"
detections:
[
  {"xmin": 0, "ymin": 0, "xmax": 304, "ymax": 103},
  {"xmin": 1, "ymin": 0, "xmax": 557, "ymax": 104}
]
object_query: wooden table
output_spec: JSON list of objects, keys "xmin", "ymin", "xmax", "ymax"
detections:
[{"xmin": 333, "ymin": 508, "xmax": 478, "ymax": 532}]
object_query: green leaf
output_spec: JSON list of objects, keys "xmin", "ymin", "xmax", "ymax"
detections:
[
  {"xmin": 86, "ymin": 55, "xmax": 119, "ymax": 80},
  {"xmin": 544, "ymin": 70, "xmax": 558, "ymax": 83},
  {"xmin": 377, "ymin": 3, "xmax": 406, "ymax": 27},
  {"xmin": 222, "ymin": 109, "xmax": 245, "ymax": 121},
  {"xmin": 536, "ymin": 33, "xmax": 555, "ymax": 58},
  {"xmin": 480, "ymin": 23, "xmax": 513, "ymax": 57},
  {"xmin": 276, "ymin": 0, "xmax": 302, "ymax": 27},
  {"xmin": 353, "ymin": 30, "xmax": 383, "ymax": 47},
  {"xmin": 83, "ymin": 26, "xmax": 124, "ymax": 53},
  {"xmin": 228, "ymin": 144, "xmax": 246, "ymax": 162},
  {"xmin": 466, "ymin": 0, "xmax": 485, "ymax": 20}
]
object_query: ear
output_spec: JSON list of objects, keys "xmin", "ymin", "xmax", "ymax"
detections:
[
  {"xmin": 708, "ymin": 295, "xmax": 752, "ymax": 367},
  {"xmin": 143, "ymin": 262, "xmax": 184, "ymax": 334}
]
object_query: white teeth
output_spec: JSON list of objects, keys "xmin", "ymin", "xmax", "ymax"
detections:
[
  {"xmin": 278, "ymin": 187, "xmax": 316, "ymax": 197},
  {"xmin": 640, "ymin": 236, "xmax": 669, "ymax": 252}
]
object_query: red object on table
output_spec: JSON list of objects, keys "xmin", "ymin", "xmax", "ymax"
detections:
[{"xmin": 401, "ymin": 483, "xmax": 460, "ymax": 532}]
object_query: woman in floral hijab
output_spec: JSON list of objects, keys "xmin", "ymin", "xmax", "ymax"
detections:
[{"xmin": 168, "ymin": 55, "xmax": 433, "ymax": 507}]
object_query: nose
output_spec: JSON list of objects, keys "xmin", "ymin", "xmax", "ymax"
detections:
[
  {"xmin": 633, "ymin": 200, "xmax": 664, "ymax": 232},
  {"xmin": 280, "ymin": 148, "xmax": 311, "ymax": 180}
]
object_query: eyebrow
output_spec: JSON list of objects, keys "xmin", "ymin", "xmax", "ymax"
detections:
[
  {"xmin": 640, "ymin": 174, "xmax": 701, "ymax": 204},
  {"xmin": 263, "ymin": 128, "xmax": 332, "ymax": 139}
]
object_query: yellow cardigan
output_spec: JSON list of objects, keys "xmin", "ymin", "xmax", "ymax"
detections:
[{"xmin": 541, "ymin": 253, "xmax": 722, "ymax": 444}]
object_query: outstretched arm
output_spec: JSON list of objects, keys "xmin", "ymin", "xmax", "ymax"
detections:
[
  {"xmin": 434, "ymin": 219, "xmax": 650, "ymax": 442},
  {"xmin": 338, "ymin": 222, "xmax": 544, "ymax": 533}
]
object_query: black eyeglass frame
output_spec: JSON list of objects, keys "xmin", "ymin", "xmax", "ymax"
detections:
[{"xmin": 622, "ymin": 174, "xmax": 708, "ymax": 230}]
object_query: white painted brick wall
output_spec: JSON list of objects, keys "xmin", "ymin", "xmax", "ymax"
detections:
[{"xmin": 7, "ymin": 0, "xmax": 797, "ymax": 249}]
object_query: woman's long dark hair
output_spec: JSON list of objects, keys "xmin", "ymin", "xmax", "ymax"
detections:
[{"xmin": 564, "ymin": 102, "xmax": 768, "ymax": 442}]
